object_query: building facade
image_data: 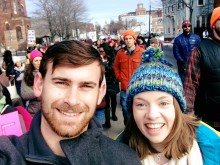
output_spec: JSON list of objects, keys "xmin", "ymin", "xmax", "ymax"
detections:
[
  {"xmin": 162, "ymin": 0, "xmax": 214, "ymax": 41},
  {"xmin": 118, "ymin": 3, "xmax": 163, "ymax": 35},
  {"xmin": 0, "ymin": 0, "xmax": 31, "ymax": 52}
]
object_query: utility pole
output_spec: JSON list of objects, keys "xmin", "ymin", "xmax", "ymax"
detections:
[{"xmin": 149, "ymin": 0, "xmax": 151, "ymax": 35}]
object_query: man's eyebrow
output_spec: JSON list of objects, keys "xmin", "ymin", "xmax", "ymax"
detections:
[
  {"xmin": 51, "ymin": 77, "xmax": 97, "ymax": 86},
  {"xmin": 52, "ymin": 77, "xmax": 70, "ymax": 81},
  {"xmin": 80, "ymin": 81, "xmax": 97, "ymax": 86}
]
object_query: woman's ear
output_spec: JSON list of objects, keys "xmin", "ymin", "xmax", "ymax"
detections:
[{"xmin": 33, "ymin": 72, "xmax": 43, "ymax": 98}]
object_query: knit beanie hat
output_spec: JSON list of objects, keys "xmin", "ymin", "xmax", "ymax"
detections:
[
  {"xmin": 123, "ymin": 30, "xmax": 136, "ymax": 40},
  {"xmin": 210, "ymin": 7, "xmax": 220, "ymax": 29},
  {"xmin": 126, "ymin": 48, "xmax": 186, "ymax": 113},
  {"xmin": 182, "ymin": 20, "xmax": 191, "ymax": 27},
  {"xmin": 30, "ymin": 50, "xmax": 43, "ymax": 63}
]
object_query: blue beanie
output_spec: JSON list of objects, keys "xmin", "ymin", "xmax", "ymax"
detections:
[{"xmin": 126, "ymin": 48, "xmax": 186, "ymax": 113}]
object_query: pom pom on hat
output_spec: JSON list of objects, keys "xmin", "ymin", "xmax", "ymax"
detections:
[
  {"xmin": 182, "ymin": 20, "xmax": 191, "ymax": 27},
  {"xmin": 30, "ymin": 50, "xmax": 43, "ymax": 63},
  {"xmin": 210, "ymin": 7, "xmax": 220, "ymax": 29},
  {"xmin": 123, "ymin": 30, "xmax": 136, "ymax": 40},
  {"xmin": 126, "ymin": 48, "xmax": 186, "ymax": 113}
]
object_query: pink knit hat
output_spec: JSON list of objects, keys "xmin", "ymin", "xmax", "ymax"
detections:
[{"xmin": 30, "ymin": 50, "xmax": 43, "ymax": 63}]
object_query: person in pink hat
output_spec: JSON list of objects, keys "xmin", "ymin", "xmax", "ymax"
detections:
[{"xmin": 20, "ymin": 49, "xmax": 43, "ymax": 116}]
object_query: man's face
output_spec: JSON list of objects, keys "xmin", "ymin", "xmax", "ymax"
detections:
[
  {"xmin": 213, "ymin": 19, "xmax": 220, "ymax": 38},
  {"xmin": 182, "ymin": 24, "xmax": 191, "ymax": 35},
  {"xmin": 34, "ymin": 61, "xmax": 106, "ymax": 138},
  {"xmin": 124, "ymin": 35, "xmax": 135, "ymax": 48}
]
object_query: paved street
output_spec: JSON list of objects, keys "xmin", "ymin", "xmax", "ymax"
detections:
[
  {"xmin": 102, "ymin": 93, "xmax": 124, "ymax": 139},
  {"xmin": 103, "ymin": 46, "xmax": 176, "ymax": 139}
]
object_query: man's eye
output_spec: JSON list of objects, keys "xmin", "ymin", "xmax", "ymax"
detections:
[
  {"xmin": 56, "ymin": 81, "xmax": 66, "ymax": 85},
  {"xmin": 82, "ymin": 84, "xmax": 93, "ymax": 88}
]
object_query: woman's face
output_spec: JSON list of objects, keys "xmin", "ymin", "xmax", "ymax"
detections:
[
  {"xmin": 15, "ymin": 61, "xmax": 22, "ymax": 68},
  {"xmin": 133, "ymin": 91, "xmax": 175, "ymax": 148},
  {"xmin": 99, "ymin": 48, "xmax": 106, "ymax": 58},
  {"xmin": 32, "ymin": 56, "xmax": 42, "ymax": 70},
  {"xmin": 138, "ymin": 38, "xmax": 143, "ymax": 44}
]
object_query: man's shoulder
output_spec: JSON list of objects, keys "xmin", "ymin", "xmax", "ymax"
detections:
[
  {"xmin": 116, "ymin": 48, "xmax": 126, "ymax": 55},
  {"xmin": 135, "ymin": 45, "xmax": 145, "ymax": 52},
  {"xmin": 0, "ymin": 135, "xmax": 27, "ymax": 151},
  {"xmin": 99, "ymin": 135, "xmax": 141, "ymax": 164},
  {"xmin": 191, "ymin": 33, "xmax": 201, "ymax": 39},
  {"xmin": 0, "ymin": 135, "xmax": 27, "ymax": 164},
  {"xmin": 174, "ymin": 34, "xmax": 183, "ymax": 42}
]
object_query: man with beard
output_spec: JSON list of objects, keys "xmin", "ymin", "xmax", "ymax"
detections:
[
  {"xmin": 184, "ymin": 7, "xmax": 220, "ymax": 131},
  {"xmin": 173, "ymin": 20, "xmax": 201, "ymax": 83},
  {"xmin": 0, "ymin": 40, "xmax": 141, "ymax": 165}
]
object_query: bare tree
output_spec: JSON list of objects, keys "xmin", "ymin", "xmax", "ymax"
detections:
[
  {"xmin": 108, "ymin": 20, "xmax": 123, "ymax": 34},
  {"xmin": 182, "ymin": 0, "xmax": 194, "ymax": 22},
  {"xmin": 119, "ymin": 18, "xmax": 138, "ymax": 30},
  {"xmin": 32, "ymin": 0, "xmax": 87, "ymax": 41}
]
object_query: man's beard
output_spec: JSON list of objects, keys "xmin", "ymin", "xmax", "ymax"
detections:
[
  {"xmin": 214, "ymin": 27, "xmax": 220, "ymax": 37},
  {"xmin": 42, "ymin": 102, "xmax": 93, "ymax": 138},
  {"xmin": 183, "ymin": 29, "xmax": 191, "ymax": 35}
]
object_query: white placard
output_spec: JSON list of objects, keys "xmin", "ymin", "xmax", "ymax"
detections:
[{"xmin": 27, "ymin": 30, "xmax": 36, "ymax": 45}]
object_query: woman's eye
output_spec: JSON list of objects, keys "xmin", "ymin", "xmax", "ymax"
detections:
[
  {"xmin": 135, "ymin": 103, "xmax": 146, "ymax": 109},
  {"xmin": 160, "ymin": 101, "xmax": 170, "ymax": 106}
]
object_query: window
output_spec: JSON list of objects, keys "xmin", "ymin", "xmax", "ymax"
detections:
[
  {"xmin": 2, "ymin": 0, "xmax": 7, "ymax": 12},
  {"xmin": 195, "ymin": 15, "xmax": 207, "ymax": 27},
  {"xmin": 138, "ymin": 4, "xmax": 143, "ymax": 8},
  {"xmin": 16, "ymin": 26, "xmax": 22, "ymax": 40},
  {"xmin": 5, "ymin": 23, "xmax": 10, "ymax": 30},
  {"xmin": 196, "ymin": 16, "xmax": 200, "ymax": 27},
  {"xmin": 18, "ymin": 4, "xmax": 24, "ymax": 16},
  {"xmin": 198, "ymin": 0, "xmax": 204, "ymax": 6},
  {"xmin": 178, "ymin": 0, "xmax": 184, "ymax": 9},
  {"xmin": 13, "ymin": 1, "xmax": 17, "ymax": 14},
  {"xmin": 202, "ymin": 15, "xmax": 206, "ymax": 27}
]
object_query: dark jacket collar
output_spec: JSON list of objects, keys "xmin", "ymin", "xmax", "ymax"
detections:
[{"xmin": 25, "ymin": 110, "xmax": 103, "ymax": 164}]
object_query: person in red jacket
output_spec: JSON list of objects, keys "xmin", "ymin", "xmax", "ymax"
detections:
[{"xmin": 114, "ymin": 30, "xmax": 144, "ymax": 125}]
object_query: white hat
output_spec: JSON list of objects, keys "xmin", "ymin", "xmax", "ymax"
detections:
[{"xmin": 12, "ymin": 56, "xmax": 21, "ymax": 64}]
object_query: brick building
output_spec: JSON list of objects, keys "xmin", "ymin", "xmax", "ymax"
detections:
[
  {"xmin": 118, "ymin": 3, "xmax": 163, "ymax": 35},
  {"xmin": 0, "ymin": 0, "xmax": 31, "ymax": 52}
]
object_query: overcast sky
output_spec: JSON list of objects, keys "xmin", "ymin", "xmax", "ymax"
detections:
[{"xmin": 26, "ymin": 0, "xmax": 162, "ymax": 26}]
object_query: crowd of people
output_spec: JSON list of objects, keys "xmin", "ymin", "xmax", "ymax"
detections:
[{"xmin": 0, "ymin": 5, "xmax": 220, "ymax": 165}]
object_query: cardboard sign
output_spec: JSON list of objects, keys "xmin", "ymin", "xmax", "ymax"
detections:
[{"xmin": 0, "ymin": 111, "xmax": 23, "ymax": 136}]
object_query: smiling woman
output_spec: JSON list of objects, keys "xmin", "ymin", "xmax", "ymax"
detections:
[{"xmin": 119, "ymin": 48, "xmax": 220, "ymax": 164}]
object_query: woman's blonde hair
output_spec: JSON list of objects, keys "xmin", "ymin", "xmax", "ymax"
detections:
[{"xmin": 122, "ymin": 98, "xmax": 199, "ymax": 160}]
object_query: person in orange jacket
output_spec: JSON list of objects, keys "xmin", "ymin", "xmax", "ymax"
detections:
[{"xmin": 114, "ymin": 30, "xmax": 144, "ymax": 125}]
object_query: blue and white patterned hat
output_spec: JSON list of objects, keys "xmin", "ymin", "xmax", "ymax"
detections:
[{"xmin": 126, "ymin": 48, "xmax": 186, "ymax": 113}]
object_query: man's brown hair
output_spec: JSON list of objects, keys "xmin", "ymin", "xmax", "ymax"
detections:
[{"xmin": 39, "ymin": 40, "xmax": 105, "ymax": 86}]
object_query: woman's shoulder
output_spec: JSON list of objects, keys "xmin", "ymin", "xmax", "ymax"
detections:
[{"xmin": 196, "ymin": 121, "xmax": 220, "ymax": 164}]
